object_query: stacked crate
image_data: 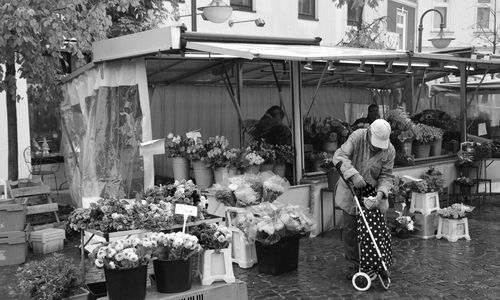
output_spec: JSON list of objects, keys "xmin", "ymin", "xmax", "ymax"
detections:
[{"xmin": 0, "ymin": 198, "xmax": 27, "ymax": 266}]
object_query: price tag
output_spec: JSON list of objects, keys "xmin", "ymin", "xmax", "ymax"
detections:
[
  {"xmin": 478, "ymin": 123, "xmax": 487, "ymax": 136},
  {"xmin": 175, "ymin": 204, "xmax": 198, "ymax": 233}
]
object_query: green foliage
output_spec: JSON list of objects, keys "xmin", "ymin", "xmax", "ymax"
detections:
[
  {"xmin": 413, "ymin": 123, "xmax": 441, "ymax": 144},
  {"xmin": 16, "ymin": 253, "xmax": 82, "ymax": 300},
  {"xmin": 342, "ymin": 17, "xmax": 389, "ymax": 49},
  {"xmin": 0, "ymin": 0, "xmax": 179, "ymax": 103}
]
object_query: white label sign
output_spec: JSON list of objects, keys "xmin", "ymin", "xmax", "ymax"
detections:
[
  {"xmin": 478, "ymin": 123, "xmax": 487, "ymax": 136},
  {"xmin": 175, "ymin": 204, "xmax": 198, "ymax": 217},
  {"xmin": 0, "ymin": 250, "xmax": 5, "ymax": 261}
]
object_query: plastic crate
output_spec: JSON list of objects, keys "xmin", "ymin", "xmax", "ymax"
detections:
[
  {"xmin": 0, "ymin": 202, "xmax": 26, "ymax": 232},
  {"xmin": 0, "ymin": 231, "xmax": 27, "ymax": 266},
  {"xmin": 30, "ymin": 228, "xmax": 65, "ymax": 254}
]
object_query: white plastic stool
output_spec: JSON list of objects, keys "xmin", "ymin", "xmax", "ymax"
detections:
[
  {"xmin": 410, "ymin": 192, "xmax": 440, "ymax": 215},
  {"xmin": 436, "ymin": 217, "xmax": 470, "ymax": 242},
  {"xmin": 198, "ymin": 248, "xmax": 235, "ymax": 285},
  {"xmin": 230, "ymin": 227, "xmax": 257, "ymax": 268}
]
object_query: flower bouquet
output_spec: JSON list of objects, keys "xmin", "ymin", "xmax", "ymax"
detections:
[
  {"xmin": 392, "ymin": 213, "xmax": 415, "ymax": 239},
  {"xmin": 89, "ymin": 238, "xmax": 154, "ymax": 270},
  {"xmin": 216, "ymin": 174, "xmax": 263, "ymax": 207},
  {"xmin": 165, "ymin": 133, "xmax": 190, "ymax": 158},
  {"xmin": 150, "ymin": 231, "xmax": 202, "ymax": 261},
  {"xmin": 189, "ymin": 223, "xmax": 232, "ymax": 251},
  {"xmin": 262, "ymin": 173, "xmax": 290, "ymax": 202},
  {"xmin": 205, "ymin": 136, "xmax": 232, "ymax": 168},
  {"xmin": 437, "ymin": 203, "xmax": 474, "ymax": 219}
]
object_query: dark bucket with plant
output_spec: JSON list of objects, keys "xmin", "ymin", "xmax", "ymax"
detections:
[
  {"xmin": 255, "ymin": 234, "xmax": 301, "ymax": 275},
  {"xmin": 104, "ymin": 265, "xmax": 147, "ymax": 300},
  {"xmin": 153, "ymin": 258, "xmax": 193, "ymax": 293}
]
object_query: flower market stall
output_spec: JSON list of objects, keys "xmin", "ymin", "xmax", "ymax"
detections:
[{"xmin": 61, "ymin": 26, "xmax": 500, "ymax": 240}]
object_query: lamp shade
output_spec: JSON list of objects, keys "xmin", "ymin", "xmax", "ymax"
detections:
[
  {"xmin": 429, "ymin": 37, "xmax": 455, "ymax": 49},
  {"xmin": 199, "ymin": 0, "xmax": 233, "ymax": 23}
]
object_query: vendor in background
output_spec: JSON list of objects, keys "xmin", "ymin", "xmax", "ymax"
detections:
[
  {"xmin": 351, "ymin": 104, "xmax": 380, "ymax": 130},
  {"xmin": 254, "ymin": 105, "xmax": 292, "ymax": 145}
]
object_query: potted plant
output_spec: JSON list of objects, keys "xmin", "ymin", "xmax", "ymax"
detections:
[
  {"xmin": 436, "ymin": 203, "xmax": 474, "ymax": 242},
  {"xmin": 317, "ymin": 117, "xmax": 350, "ymax": 153},
  {"xmin": 189, "ymin": 223, "xmax": 235, "ymax": 285},
  {"xmin": 385, "ymin": 107, "xmax": 415, "ymax": 155},
  {"xmin": 150, "ymin": 231, "xmax": 203, "ymax": 293},
  {"xmin": 165, "ymin": 132, "xmax": 191, "ymax": 181},
  {"xmin": 186, "ymin": 134, "xmax": 213, "ymax": 189},
  {"xmin": 272, "ymin": 144, "xmax": 294, "ymax": 177},
  {"xmin": 412, "ymin": 123, "xmax": 440, "ymax": 158},
  {"xmin": 428, "ymin": 125, "xmax": 444, "ymax": 156},
  {"xmin": 89, "ymin": 238, "xmax": 153, "ymax": 300},
  {"xmin": 405, "ymin": 167, "xmax": 446, "ymax": 215},
  {"xmin": 235, "ymin": 202, "xmax": 313, "ymax": 275},
  {"xmin": 257, "ymin": 142, "xmax": 277, "ymax": 172},
  {"xmin": 16, "ymin": 253, "xmax": 88, "ymax": 300},
  {"xmin": 241, "ymin": 146, "xmax": 265, "ymax": 174}
]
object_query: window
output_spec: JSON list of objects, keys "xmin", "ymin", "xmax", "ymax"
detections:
[
  {"xmin": 396, "ymin": 8, "xmax": 408, "ymax": 51},
  {"xmin": 477, "ymin": 0, "xmax": 492, "ymax": 29},
  {"xmin": 230, "ymin": 0, "xmax": 252, "ymax": 11},
  {"xmin": 347, "ymin": 1, "xmax": 360, "ymax": 26},
  {"xmin": 299, "ymin": 0, "xmax": 316, "ymax": 19},
  {"xmin": 433, "ymin": 0, "xmax": 448, "ymax": 30}
]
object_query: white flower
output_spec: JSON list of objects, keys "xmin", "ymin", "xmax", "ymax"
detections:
[
  {"xmin": 129, "ymin": 254, "xmax": 139, "ymax": 262},
  {"xmin": 107, "ymin": 248, "xmax": 117, "ymax": 258},
  {"xmin": 115, "ymin": 252, "xmax": 125, "ymax": 261},
  {"xmin": 167, "ymin": 133, "xmax": 174, "ymax": 139},
  {"xmin": 114, "ymin": 241, "xmax": 124, "ymax": 251},
  {"xmin": 111, "ymin": 213, "xmax": 120, "ymax": 219},
  {"xmin": 172, "ymin": 135, "xmax": 181, "ymax": 143},
  {"xmin": 108, "ymin": 262, "xmax": 116, "ymax": 269},
  {"xmin": 95, "ymin": 259, "xmax": 104, "ymax": 268}
]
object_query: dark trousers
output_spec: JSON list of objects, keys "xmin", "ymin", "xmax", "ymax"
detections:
[{"xmin": 343, "ymin": 210, "xmax": 359, "ymax": 269}]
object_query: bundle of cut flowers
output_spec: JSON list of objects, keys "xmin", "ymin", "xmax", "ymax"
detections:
[
  {"xmin": 233, "ymin": 202, "xmax": 314, "ymax": 245},
  {"xmin": 262, "ymin": 173, "xmax": 290, "ymax": 202},
  {"xmin": 150, "ymin": 231, "xmax": 202, "ymax": 261},
  {"xmin": 189, "ymin": 223, "xmax": 232, "ymax": 251},
  {"xmin": 89, "ymin": 237, "xmax": 154, "ymax": 270},
  {"xmin": 437, "ymin": 203, "xmax": 474, "ymax": 219},
  {"xmin": 394, "ymin": 213, "xmax": 415, "ymax": 234},
  {"xmin": 205, "ymin": 136, "xmax": 238, "ymax": 168},
  {"xmin": 241, "ymin": 145, "xmax": 265, "ymax": 167}
]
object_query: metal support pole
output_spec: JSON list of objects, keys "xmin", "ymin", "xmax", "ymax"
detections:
[
  {"xmin": 191, "ymin": 0, "xmax": 197, "ymax": 32},
  {"xmin": 236, "ymin": 61, "xmax": 244, "ymax": 147},
  {"xmin": 290, "ymin": 61, "xmax": 303, "ymax": 184},
  {"xmin": 460, "ymin": 63, "xmax": 468, "ymax": 143}
]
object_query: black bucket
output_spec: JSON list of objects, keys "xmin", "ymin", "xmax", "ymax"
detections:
[
  {"xmin": 153, "ymin": 258, "xmax": 193, "ymax": 293},
  {"xmin": 104, "ymin": 265, "xmax": 147, "ymax": 300},
  {"xmin": 255, "ymin": 235, "xmax": 301, "ymax": 275}
]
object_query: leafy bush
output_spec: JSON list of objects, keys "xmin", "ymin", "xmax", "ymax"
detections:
[{"xmin": 16, "ymin": 253, "xmax": 83, "ymax": 300}]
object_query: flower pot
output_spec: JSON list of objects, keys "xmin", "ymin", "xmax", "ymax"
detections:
[
  {"xmin": 244, "ymin": 165, "xmax": 260, "ymax": 175},
  {"xmin": 397, "ymin": 140, "xmax": 413, "ymax": 156},
  {"xmin": 430, "ymin": 138, "xmax": 443, "ymax": 156},
  {"xmin": 153, "ymin": 258, "xmax": 193, "ymax": 293},
  {"xmin": 213, "ymin": 167, "xmax": 229, "ymax": 184},
  {"xmin": 436, "ymin": 216, "xmax": 470, "ymax": 242},
  {"xmin": 172, "ymin": 157, "xmax": 190, "ymax": 181},
  {"xmin": 65, "ymin": 287, "xmax": 90, "ymax": 300},
  {"xmin": 322, "ymin": 141, "xmax": 338, "ymax": 153},
  {"xmin": 104, "ymin": 265, "xmax": 147, "ymax": 300},
  {"xmin": 228, "ymin": 166, "xmax": 239, "ymax": 177},
  {"xmin": 326, "ymin": 170, "xmax": 340, "ymax": 190},
  {"xmin": 260, "ymin": 163, "xmax": 275, "ymax": 172},
  {"xmin": 192, "ymin": 160, "xmax": 213, "ymax": 190},
  {"xmin": 85, "ymin": 281, "xmax": 107, "ymax": 300},
  {"xmin": 255, "ymin": 234, "xmax": 301, "ymax": 275},
  {"xmin": 413, "ymin": 142, "xmax": 431, "ymax": 158},
  {"xmin": 198, "ymin": 248, "xmax": 235, "ymax": 285},
  {"xmin": 274, "ymin": 163, "xmax": 286, "ymax": 177}
]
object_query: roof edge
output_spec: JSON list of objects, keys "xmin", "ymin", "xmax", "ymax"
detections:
[{"xmin": 181, "ymin": 31, "xmax": 322, "ymax": 47}]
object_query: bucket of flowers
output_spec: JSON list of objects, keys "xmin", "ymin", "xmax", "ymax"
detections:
[
  {"xmin": 89, "ymin": 237, "xmax": 154, "ymax": 300},
  {"xmin": 189, "ymin": 223, "xmax": 235, "ymax": 285},
  {"xmin": 392, "ymin": 213, "xmax": 415, "ymax": 239},
  {"xmin": 241, "ymin": 146, "xmax": 265, "ymax": 174},
  {"xmin": 319, "ymin": 152, "xmax": 340, "ymax": 190},
  {"xmin": 436, "ymin": 203, "xmax": 474, "ymax": 242},
  {"xmin": 273, "ymin": 144, "xmax": 294, "ymax": 177},
  {"xmin": 165, "ymin": 133, "xmax": 191, "ymax": 181},
  {"xmin": 150, "ymin": 231, "xmax": 203, "ymax": 293},
  {"xmin": 234, "ymin": 202, "xmax": 313, "ymax": 275}
]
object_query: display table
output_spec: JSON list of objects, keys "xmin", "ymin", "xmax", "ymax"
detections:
[
  {"xmin": 80, "ymin": 216, "xmax": 223, "ymax": 280},
  {"xmin": 102, "ymin": 280, "xmax": 248, "ymax": 300}
]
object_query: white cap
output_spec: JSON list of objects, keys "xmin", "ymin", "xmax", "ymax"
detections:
[{"xmin": 370, "ymin": 119, "xmax": 391, "ymax": 149}]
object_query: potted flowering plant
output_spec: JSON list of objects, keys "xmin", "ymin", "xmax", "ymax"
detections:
[
  {"xmin": 318, "ymin": 152, "xmax": 340, "ymax": 189},
  {"xmin": 436, "ymin": 203, "xmax": 474, "ymax": 242},
  {"xmin": 150, "ymin": 231, "xmax": 202, "ymax": 293},
  {"xmin": 257, "ymin": 142, "xmax": 277, "ymax": 172},
  {"xmin": 165, "ymin": 132, "xmax": 191, "ymax": 180},
  {"xmin": 16, "ymin": 253, "xmax": 88, "ymax": 300},
  {"xmin": 437, "ymin": 203, "xmax": 474, "ymax": 220},
  {"xmin": 385, "ymin": 107, "xmax": 415, "ymax": 156},
  {"xmin": 241, "ymin": 146, "xmax": 265, "ymax": 174},
  {"xmin": 234, "ymin": 202, "xmax": 313, "ymax": 275},
  {"xmin": 89, "ymin": 238, "xmax": 154, "ymax": 300},
  {"xmin": 412, "ymin": 123, "xmax": 441, "ymax": 158},
  {"xmin": 190, "ymin": 223, "xmax": 235, "ymax": 285}
]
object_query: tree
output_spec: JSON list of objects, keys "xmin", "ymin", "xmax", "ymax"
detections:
[
  {"xmin": 331, "ymin": 0, "xmax": 388, "ymax": 49},
  {"xmin": 474, "ymin": 6, "xmax": 499, "ymax": 54},
  {"xmin": 0, "ymin": 0, "xmax": 179, "ymax": 180}
]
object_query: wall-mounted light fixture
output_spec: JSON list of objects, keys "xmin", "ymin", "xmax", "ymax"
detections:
[
  {"xmin": 304, "ymin": 61, "xmax": 314, "ymax": 71},
  {"xmin": 198, "ymin": 0, "xmax": 233, "ymax": 23},
  {"xmin": 384, "ymin": 61, "xmax": 394, "ymax": 73},
  {"xmin": 357, "ymin": 60, "xmax": 366, "ymax": 73},
  {"xmin": 228, "ymin": 18, "xmax": 265, "ymax": 27},
  {"xmin": 327, "ymin": 61, "xmax": 337, "ymax": 72}
]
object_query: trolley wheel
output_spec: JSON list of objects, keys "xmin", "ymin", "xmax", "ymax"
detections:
[{"xmin": 352, "ymin": 272, "xmax": 372, "ymax": 291}]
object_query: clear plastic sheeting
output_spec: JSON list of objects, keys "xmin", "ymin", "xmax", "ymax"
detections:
[{"xmin": 62, "ymin": 86, "xmax": 144, "ymax": 205}]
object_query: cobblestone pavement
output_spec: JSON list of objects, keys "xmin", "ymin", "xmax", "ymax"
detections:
[{"xmin": 2, "ymin": 199, "xmax": 500, "ymax": 299}]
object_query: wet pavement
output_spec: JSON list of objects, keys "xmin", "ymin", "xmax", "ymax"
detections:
[{"xmin": 2, "ymin": 198, "xmax": 500, "ymax": 299}]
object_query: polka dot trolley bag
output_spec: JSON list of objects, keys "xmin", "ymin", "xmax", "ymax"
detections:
[{"xmin": 335, "ymin": 162, "xmax": 392, "ymax": 291}]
